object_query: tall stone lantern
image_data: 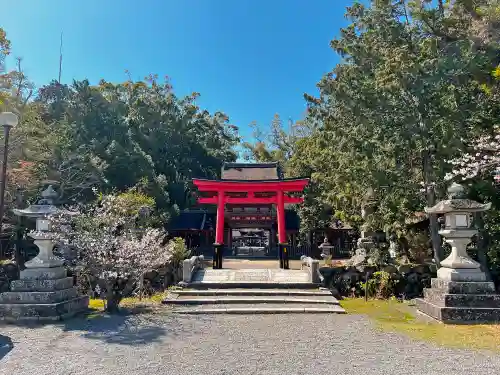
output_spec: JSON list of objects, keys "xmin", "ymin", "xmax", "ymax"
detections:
[
  {"xmin": 0, "ymin": 185, "xmax": 88, "ymax": 322},
  {"xmin": 13, "ymin": 185, "xmax": 63, "ymax": 270},
  {"xmin": 425, "ymin": 182, "xmax": 490, "ymax": 282},
  {"xmin": 416, "ymin": 183, "xmax": 500, "ymax": 323}
]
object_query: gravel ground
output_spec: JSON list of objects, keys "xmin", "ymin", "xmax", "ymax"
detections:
[{"xmin": 1, "ymin": 313, "xmax": 499, "ymax": 375}]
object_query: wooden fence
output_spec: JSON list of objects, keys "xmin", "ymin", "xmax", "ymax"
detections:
[{"xmin": 189, "ymin": 241, "xmax": 357, "ymax": 260}]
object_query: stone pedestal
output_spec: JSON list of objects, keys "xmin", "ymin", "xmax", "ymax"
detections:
[
  {"xmin": 0, "ymin": 234, "xmax": 88, "ymax": 322},
  {"xmin": 416, "ymin": 279, "xmax": 500, "ymax": 324},
  {"xmin": 0, "ymin": 268, "xmax": 89, "ymax": 322}
]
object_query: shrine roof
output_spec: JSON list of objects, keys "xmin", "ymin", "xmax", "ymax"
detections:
[
  {"xmin": 221, "ymin": 162, "xmax": 281, "ymax": 180},
  {"xmin": 167, "ymin": 211, "xmax": 216, "ymax": 231},
  {"xmin": 194, "ymin": 177, "xmax": 309, "ymax": 183}
]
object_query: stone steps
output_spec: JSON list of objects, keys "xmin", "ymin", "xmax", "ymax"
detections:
[
  {"xmin": 189, "ymin": 269, "xmax": 313, "ymax": 285},
  {"xmin": 173, "ymin": 289, "xmax": 332, "ymax": 297},
  {"xmin": 186, "ymin": 282, "xmax": 319, "ymax": 289},
  {"xmin": 165, "ymin": 296, "xmax": 339, "ymax": 305},
  {"xmin": 172, "ymin": 303, "xmax": 346, "ymax": 315},
  {"xmin": 170, "ymin": 268, "xmax": 344, "ymax": 314},
  {"xmin": 0, "ymin": 288, "xmax": 78, "ymax": 304},
  {"xmin": 165, "ymin": 287, "xmax": 345, "ymax": 314}
]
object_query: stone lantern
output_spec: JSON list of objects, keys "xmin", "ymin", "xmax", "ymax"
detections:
[
  {"xmin": 12, "ymin": 185, "xmax": 63, "ymax": 270},
  {"xmin": 416, "ymin": 183, "xmax": 500, "ymax": 323},
  {"xmin": 0, "ymin": 185, "xmax": 88, "ymax": 322},
  {"xmin": 425, "ymin": 182, "xmax": 490, "ymax": 282}
]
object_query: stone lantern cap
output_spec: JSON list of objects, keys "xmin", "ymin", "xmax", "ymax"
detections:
[
  {"xmin": 12, "ymin": 185, "xmax": 60, "ymax": 219},
  {"xmin": 424, "ymin": 183, "xmax": 491, "ymax": 214}
]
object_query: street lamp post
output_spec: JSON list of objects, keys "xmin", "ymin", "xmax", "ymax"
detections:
[{"xmin": 0, "ymin": 112, "xmax": 19, "ymax": 234}]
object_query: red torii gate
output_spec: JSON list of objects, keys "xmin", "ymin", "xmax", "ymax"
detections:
[{"xmin": 193, "ymin": 178, "xmax": 309, "ymax": 269}]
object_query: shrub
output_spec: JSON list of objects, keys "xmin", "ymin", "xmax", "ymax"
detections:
[
  {"xmin": 359, "ymin": 271, "xmax": 400, "ymax": 299},
  {"xmin": 168, "ymin": 237, "xmax": 191, "ymax": 283}
]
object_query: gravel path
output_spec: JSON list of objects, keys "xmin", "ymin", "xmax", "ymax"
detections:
[{"xmin": 1, "ymin": 313, "xmax": 499, "ymax": 375}]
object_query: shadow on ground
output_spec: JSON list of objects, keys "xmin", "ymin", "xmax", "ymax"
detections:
[
  {"xmin": 0, "ymin": 334, "xmax": 13, "ymax": 360},
  {"xmin": 1, "ymin": 307, "xmax": 213, "ymax": 347}
]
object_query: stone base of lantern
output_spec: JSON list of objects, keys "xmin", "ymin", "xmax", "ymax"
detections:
[
  {"xmin": 0, "ymin": 267, "xmax": 89, "ymax": 322},
  {"xmin": 416, "ymin": 278, "xmax": 500, "ymax": 324},
  {"xmin": 436, "ymin": 267, "xmax": 487, "ymax": 282}
]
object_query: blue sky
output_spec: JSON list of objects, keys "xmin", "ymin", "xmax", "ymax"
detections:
[{"xmin": 1, "ymin": 0, "xmax": 354, "ymax": 141}]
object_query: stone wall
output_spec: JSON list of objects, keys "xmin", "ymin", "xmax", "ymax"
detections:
[
  {"xmin": 68, "ymin": 263, "xmax": 183, "ymax": 298},
  {"xmin": 0, "ymin": 263, "xmax": 19, "ymax": 293},
  {"xmin": 319, "ymin": 263, "xmax": 435, "ymax": 299}
]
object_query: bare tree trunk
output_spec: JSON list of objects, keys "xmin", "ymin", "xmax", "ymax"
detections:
[
  {"xmin": 475, "ymin": 212, "xmax": 491, "ymax": 280},
  {"xmin": 422, "ymin": 150, "xmax": 443, "ymax": 267},
  {"xmin": 139, "ymin": 274, "xmax": 144, "ymax": 301},
  {"xmin": 105, "ymin": 292, "xmax": 121, "ymax": 314}
]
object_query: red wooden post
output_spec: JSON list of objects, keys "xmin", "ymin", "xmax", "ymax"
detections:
[
  {"xmin": 213, "ymin": 190, "xmax": 225, "ymax": 269},
  {"xmin": 276, "ymin": 190, "xmax": 289, "ymax": 269},
  {"xmin": 215, "ymin": 190, "xmax": 225, "ymax": 244},
  {"xmin": 276, "ymin": 190, "xmax": 286, "ymax": 244}
]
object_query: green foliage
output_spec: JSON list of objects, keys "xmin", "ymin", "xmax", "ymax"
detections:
[
  {"xmin": 368, "ymin": 246, "xmax": 391, "ymax": 266},
  {"xmin": 35, "ymin": 77, "xmax": 239, "ymax": 208},
  {"xmin": 405, "ymin": 231, "xmax": 433, "ymax": 263},
  {"xmin": 113, "ymin": 191, "xmax": 155, "ymax": 217},
  {"xmin": 169, "ymin": 237, "xmax": 191, "ymax": 265},
  {"xmin": 359, "ymin": 271, "xmax": 400, "ymax": 299}
]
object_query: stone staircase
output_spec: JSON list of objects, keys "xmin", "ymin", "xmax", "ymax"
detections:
[{"xmin": 163, "ymin": 268, "xmax": 345, "ymax": 314}]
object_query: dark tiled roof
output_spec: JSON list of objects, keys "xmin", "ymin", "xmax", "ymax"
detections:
[
  {"xmin": 221, "ymin": 162, "xmax": 280, "ymax": 180},
  {"xmin": 167, "ymin": 212, "xmax": 216, "ymax": 231}
]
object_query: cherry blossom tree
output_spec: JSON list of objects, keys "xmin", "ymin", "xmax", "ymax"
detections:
[
  {"xmin": 445, "ymin": 125, "xmax": 500, "ymax": 183},
  {"xmin": 51, "ymin": 194, "xmax": 173, "ymax": 313}
]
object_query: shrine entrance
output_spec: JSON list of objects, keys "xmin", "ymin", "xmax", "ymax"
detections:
[{"xmin": 192, "ymin": 162, "xmax": 308, "ymax": 270}]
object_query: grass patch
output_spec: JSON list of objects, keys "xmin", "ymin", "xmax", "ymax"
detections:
[
  {"xmin": 88, "ymin": 292, "xmax": 166, "ymax": 312},
  {"xmin": 341, "ymin": 298, "xmax": 500, "ymax": 352}
]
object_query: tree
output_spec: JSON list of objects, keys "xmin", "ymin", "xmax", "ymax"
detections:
[
  {"xmin": 0, "ymin": 27, "xmax": 11, "ymax": 107},
  {"xmin": 290, "ymin": 0, "xmax": 500, "ymax": 266},
  {"xmin": 242, "ymin": 113, "xmax": 313, "ymax": 173},
  {"xmin": 51, "ymin": 193, "xmax": 172, "ymax": 313},
  {"xmin": 36, "ymin": 76, "xmax": 239, "ymax": 210}
]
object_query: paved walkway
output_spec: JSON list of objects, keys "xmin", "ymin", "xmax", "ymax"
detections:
[
  {"xmin": 191, "ymin": 268, "xmax": 311, "ymax": 284},
  {"xmin": 203, "ymin": 259, "xmax": 306, "ymax": 270},
  {"xmin": 1, "ymin": 313, "xmax": 499, "ymax": 375}
]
